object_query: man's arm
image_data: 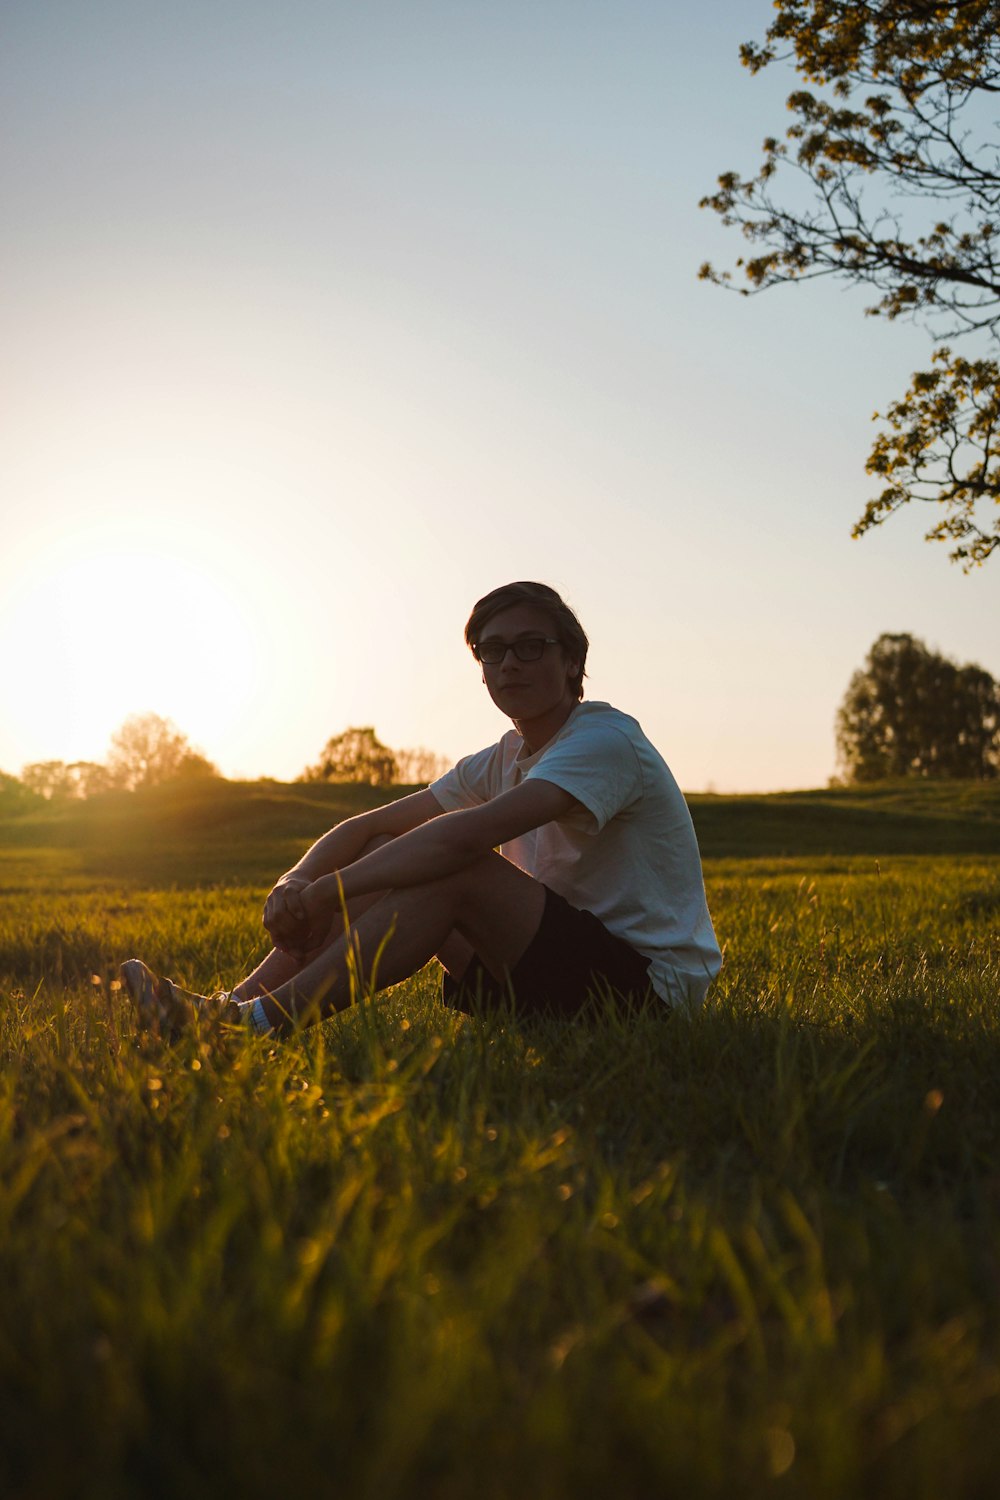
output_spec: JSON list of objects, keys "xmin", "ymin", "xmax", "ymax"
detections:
[
  {"xmin": 263, "ymin": 788, "xmax": 446, "ymax": 946},
  {"xmin": 268, "ymin": 779, "xmax": 580, "ymax": 951},
  {"xmin": 282, "ymin": 788, "xmax": 446, "ymax": 884}
]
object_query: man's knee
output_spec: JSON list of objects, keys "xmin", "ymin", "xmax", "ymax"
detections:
[
  {"xmin": 446, "ymin": 854, "xmax": 547, "ymax": 957},
  {"xmin": 436, "ymin": 851, "xmax": 510, "ymax": 906}
]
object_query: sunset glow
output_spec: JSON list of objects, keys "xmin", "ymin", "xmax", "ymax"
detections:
[
  {"xmin": 2, "ymin": 0, "xmax": 996, "ymax": 792},
  {"xmin": 3, "ymin": 539, "xmax": 258, "ymax": 772}
]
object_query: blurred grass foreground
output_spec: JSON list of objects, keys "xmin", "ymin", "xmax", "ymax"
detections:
[{"xmin": 1, "ymin": 780, "xmax": 999, "ymax": 1498}]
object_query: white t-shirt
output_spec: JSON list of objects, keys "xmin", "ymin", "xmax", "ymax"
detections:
[{"xmin": 430, "ymin": 701, "xmax": 721, "ymax": 1010}]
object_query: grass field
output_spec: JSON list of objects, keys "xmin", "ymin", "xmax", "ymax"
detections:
[{"xmin": 1, "ymin": 781, "xmax": 998, "ymax": 1497}]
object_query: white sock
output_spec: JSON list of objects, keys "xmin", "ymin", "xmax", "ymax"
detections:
[{"xmin": 237, "ymin": 997, "xmax": 274, "ymax": 1036}]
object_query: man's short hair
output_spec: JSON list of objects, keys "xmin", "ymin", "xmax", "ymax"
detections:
[{"xmin": 465, "ymin": 582, "xmax": 589, "ymax": 701}]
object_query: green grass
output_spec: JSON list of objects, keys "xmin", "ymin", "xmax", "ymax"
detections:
[{"xmin": 1, "ymin": 783, "xmax": 999, "ymax": 1496}]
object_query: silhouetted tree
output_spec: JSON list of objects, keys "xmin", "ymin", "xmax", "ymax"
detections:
[
  {"xmin": 20, "ymin": 760, "xmax": 113, "ymax": 800},
  {"xmin": 302, "ymin": 727, "xmax": 399, "ymax": 786},
  {"xmin": 20, "ymin": 761, "xmax": 77, "ymax": 800},
  {"xmin": 701, "ymin": 1, "xmax": 1000, "ymax": 567},
  {"xmin": 106, "ymin": 713, "xmax": 218, "ymax": 791},
  {"xmin": 0, "ymin": 770, "xmax": 41, "ymax": 815},
  {"xmin": 173, "ymin": 750, "xmax": 219, "ymax": 781},
  {"xmin": 394, "ymin": 746, "xmax": 450, "ymax": 785},
  {"xmin": 68, "ymin": 761, "xmax": 115, "ymax": 798},
  {"xmin": 836, "ymin": 632, "xmax": 1000, "ymax": 780}
]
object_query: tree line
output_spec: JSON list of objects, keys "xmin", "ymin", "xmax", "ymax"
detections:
[
  {"xmin": 3, "ymin": 631, "xmax": 998, "ymax": 811},
  {"xmin": 299, "ymin": 727, "xmax": 448, "ymax": 788},
  {"xmin": 6, "ymin": 714, "xmax": 448, "ymax": 804},
  {"xmin": 19, "ymin": 713, "xmax": 218, "ymax": 800}
]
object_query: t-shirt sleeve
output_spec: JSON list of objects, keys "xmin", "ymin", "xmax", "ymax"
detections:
[
  {"xmin": 429, "ymin": 740, "xmax": 505, "ymax": 812},
  {"xmin": 524, "ymin": 723, "xmax": 643, "ymax": 832}
]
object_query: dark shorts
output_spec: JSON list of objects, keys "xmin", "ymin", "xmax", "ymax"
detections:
[{"xmin": 441, "ymin": 884, "xmax": 655, "ymax": 1020}]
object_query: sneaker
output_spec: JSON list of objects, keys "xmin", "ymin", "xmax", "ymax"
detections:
[{"xmin": 119, "ymin": 958, "xmax": 238, "ymax": 1039}]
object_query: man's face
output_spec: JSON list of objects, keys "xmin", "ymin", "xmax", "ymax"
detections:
[{"xmin": 474, "ymin": 604, "xmax": 579, "ymax": 725}]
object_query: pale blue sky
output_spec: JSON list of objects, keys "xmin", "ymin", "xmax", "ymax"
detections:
[{"xmin": 2, "ymin": 0, "xmax": 996, "ymax": 791}]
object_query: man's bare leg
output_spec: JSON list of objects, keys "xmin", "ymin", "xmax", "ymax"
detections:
[
  {"xmin": 259, "ymin": 852, "xmax": 546, "ymax": 1028},
  {"xmin": 232, "ymin": 833, "xmax": 397, "ymax": 1003},
  {"xmin": 437, "ymin": 932, "xmax": 476, "ymax": 982},
  {"xmin": 232, "ymin": 887, "xmax": 385, "ymax": 1003}
]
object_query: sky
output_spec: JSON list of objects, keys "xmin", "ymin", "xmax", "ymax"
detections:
[{"xmin": 2, "ymin": 0, "xmax": 997, "ymax": 793}]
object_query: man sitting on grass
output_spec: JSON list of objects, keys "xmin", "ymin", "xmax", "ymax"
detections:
[{"xmin": 122, "ymin": 582, "xmax": 721, "ymax": 1036}]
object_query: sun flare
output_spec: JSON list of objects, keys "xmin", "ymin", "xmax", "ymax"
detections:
[{"xmin": 3, "ymin": 539, "xmax": 258, "ymax": 772}]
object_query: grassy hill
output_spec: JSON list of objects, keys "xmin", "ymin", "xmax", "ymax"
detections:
[
  {"xmin": 689, "ymin": 780, "xmax": 1000, "ymax": 859},
  {"xmin": 1, "ymin": 777, "xmax": 998, "ymax": 889}
]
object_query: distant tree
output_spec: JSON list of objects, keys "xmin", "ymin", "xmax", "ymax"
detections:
[
  {"xmin": 394, "ymin": 746, "xmax": 450, "ymax": 785},
  {"xmin": 173, "ymin": 749, "xmax": 220, "ymax": 781},
  {"xmin": 67, "ymin": 760, "xmax": 115, "ymax": 798},
  {"xmin": 106, "ymin": 713, "xmax": 218, "ymax": 791},
  {"xmin": 700, "ymin": 1, "xmax": 1000, "ymax": 567},
  {"xmin": 302, "ymin": 727, "xmax": 399, "ymax": 786},
  {"xmin": 0, "ymin": 769, "xmax": 42, "ymax": 815},
  {"xmin": 19, "ymin": 760, "xmax": 112, "ymax": 800},
  {"xmin": 20, "ymin": 761, "xmax": 77, "ymax": 800},
  {"xmin": 836, "ymin": 632, "xmax": 1000, "ymax": 780}
]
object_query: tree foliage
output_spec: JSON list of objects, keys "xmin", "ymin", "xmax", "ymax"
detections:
[
  {"xmin": 302, "ymin": 726, "xmax": 400, "ymax": 787},
  {"xmin": 836, "ymin": 631, "xmax": 1000, "ymax": 779},
  {"xmin": 701, "ymin": 1, "xmax": 1000, "ymax": 566},
  {"xmin": 18, "ymin": 720, "xmax": 216, "ymax": 800},
  {"xmin": 20, "ymin": 760, "xmax": 114, "ymax": 800},
  {"xmin": 106, "ymin": 713, "xmax": 218, "ymax": 792},
  {"xmin": 394, "ymin": 745, "xmax": 450, "ymax": 785},
  {"xmin": 301, "ymin": 730, "xmax": 450, "ymax": 786},
  {"xmin": 0, "ymin": 770, "xmax": 42, "ymax": 816}
]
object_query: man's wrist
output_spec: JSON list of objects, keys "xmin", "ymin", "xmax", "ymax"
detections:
[{"xmin": 304, "ymin": 872, "xmax": 346, "ymax": 917}]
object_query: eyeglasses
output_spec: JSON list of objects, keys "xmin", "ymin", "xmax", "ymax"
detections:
[{"xmin": 472, "ymin": 636, "xmax": 560, "ymax": 665}]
